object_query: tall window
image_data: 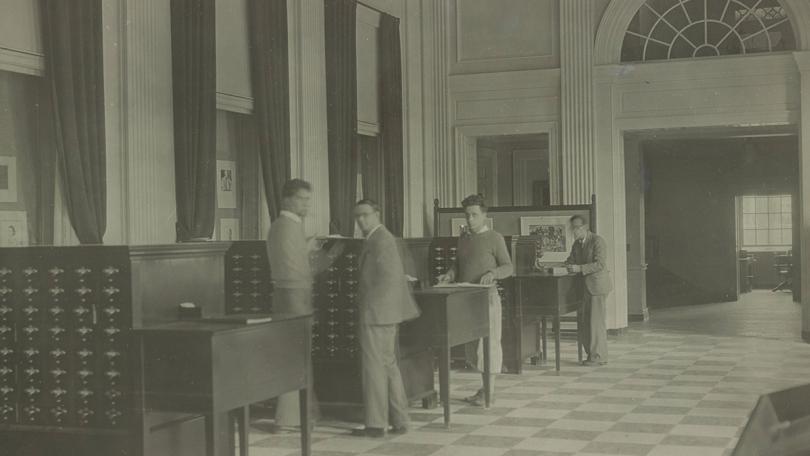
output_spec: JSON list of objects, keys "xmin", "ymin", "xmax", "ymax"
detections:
[
  {"xmin": 622, "ymin": 0, "xmax": 796, "ymax": 62},
  {"xmin": 741, "ymin": 194, "xmax": 792, "ymax": 249}
]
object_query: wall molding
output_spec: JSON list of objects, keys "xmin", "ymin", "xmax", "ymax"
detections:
[
  {"xmin": 449, "ymin": 68, "xmax": 560, "ymax": 94},
  {"xmin": 0, "ymin": 47, "xmax": 43, "ymax": 76}
]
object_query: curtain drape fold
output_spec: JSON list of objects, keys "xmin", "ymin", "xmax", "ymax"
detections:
[
  {"xmin": 248, "ymin": 0, "xmax": 291, "ymax": 221},
  {"xmin": 325, "ymin": 0, "xmax": 358, "ymax": 236},
  {"xmin": 171, "ymin": 0, "xmax": 217, "ymax": 242},
  {"xmin": 41, "ymin": 0, "xmax": 106, "ymax": 244},
  {"xmin": 232, "ymin": 113, "xmax": 261, "ymax": 240},
  {"xmin": 378, "ymin": 13, "xmax": 404, "ymax": 236}
]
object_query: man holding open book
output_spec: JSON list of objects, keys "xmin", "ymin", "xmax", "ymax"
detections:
[{"xmin": 436, "ymin": 194, "xmax": 513, "ymax": 406}]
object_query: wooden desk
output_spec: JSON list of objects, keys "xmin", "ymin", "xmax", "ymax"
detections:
[
  {"xmin": 516, "ymin": 273, "xmax": 583, "ymax": 371},
  {"xmin": 133, "ymin": 315, "xmax": 312, "ymax": 456},
  {"xmin": 411, "ymin": 287, "xmax": 490, "ymax": 427}
]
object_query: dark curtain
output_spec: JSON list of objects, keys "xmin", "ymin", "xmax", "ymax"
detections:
[
  {"xmin": 41, "ymin": 0, "xmax": 106, "ymax": 244},
  {"xmin": 232, "ymin": 113, "xmax": 261, "ymax": 240},
  {"xmin": 359, "ymin": 134, "xmax": 382, "ymax": 209},
  {"xmin": 379, "ymin": 14, "xmax": 404, "ymax": 236},
  {"xmin": 30, "ymin": 79, "xmax": 56, "ymax": 245},
  {"xmin": 171, "ymin": 0, "xmax": 217, "ymax": 242},
  {"xmin": 248, "ymin": 0, "xmax": 290, "ymax": 220},
  {"xmin": 325, "ymin": 0, "xmax": 358, "ymax": 236}
]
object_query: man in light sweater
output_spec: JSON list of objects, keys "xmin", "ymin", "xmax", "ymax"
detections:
[
  {"xmin": 266, "ymin": 179, "xmax": 341, "ymax": 431},
  {"xmin": 437, "ymin": 194, "xmax": 513, "ymax": 406}
]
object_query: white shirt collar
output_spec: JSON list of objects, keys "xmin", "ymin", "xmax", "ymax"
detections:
[
  {"xmin": 366, "ymin": 224, "xmax": 383, "ymax": 239},
  {"xmin": 469, "ymin": 225, "xmax": 490, "ymax": 235},
  {"xmin": 280, "ymin": 210, "xmax": 302, "ymax": 224}
]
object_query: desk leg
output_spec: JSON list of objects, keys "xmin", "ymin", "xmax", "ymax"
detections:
[
  {"xmin": 438, "ymin": 344, "xmax": 451, "ymax": 427},
  {"xmin": 299, "ymin": 388, "xmax": 311, "ymax": 456},
  {"xmin": 576, "ymin": 310, "xmax": 583, "ymax": 364},
  {"xmin": 541, "ymin": 317, "xmax": 547, "ymax": 362},
  {"xmin": 482, "ymin": 336, "xmax": 491, "ymax": 409},
  {"xmin": 236, "ymin": 407, "xmax": 249, "ymax": 456},
  {"xmin": 554, "ymin": 314, "xmax": 561, "ymax": 372}
]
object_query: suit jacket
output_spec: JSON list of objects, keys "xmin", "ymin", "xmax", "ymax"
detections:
[
  {"xmin": 358, "ymin": 225, "xmax": 421, "ymax": 325},
  {"xmin": 566, "ymin": 232, "xmax": 613, "ymax": 296}
]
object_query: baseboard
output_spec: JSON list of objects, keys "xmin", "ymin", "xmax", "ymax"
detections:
[{"xmin": 803, "ymin": 331, "xmax": 810, "ymax": 344}]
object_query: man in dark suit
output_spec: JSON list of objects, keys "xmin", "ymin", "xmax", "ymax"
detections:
[
  {"xmin": 565, "ymin": 215, "xmax": 612, "ymax": 366},
  {"xmin": 351, "ymin": 199, "xmax": 421, "ymax": 438}
]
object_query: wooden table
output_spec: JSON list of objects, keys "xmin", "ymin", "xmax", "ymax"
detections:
[
  {"xmin": 133, "ymin": 315, "xmax": 313, "ymax": 456},
  {"xmin": 516, "ymin": 273, "xmax": 583, "ymax": 371},
  {"xmin": 411, "ymin": 287, "xmax": 491, "ymax": 427}
]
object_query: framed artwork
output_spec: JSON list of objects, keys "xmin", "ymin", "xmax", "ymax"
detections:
[
  {"xmin": 216, "ymin": 160, "xmax": 236, "ymax": 209},
  {"xmin": 450, "ymin": 217, "xmax": 493, "ymax": 236},
  {"xmin": 520, "ymin": 215, "xmax": 573, "ymax": 262},
  {"xmin": 0, "ymin": 156, "xmax": 17, "ymax": 203},
  {"xmin": 0, "ymin": 211, "xmax": 28, "ymax": 247},
  {"xmin": 219, "ymin": 218, "xmax": 239, "ymax": 241}
]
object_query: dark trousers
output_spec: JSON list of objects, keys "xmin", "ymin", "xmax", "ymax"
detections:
[{"xmin": 359, "ymin": 324, "xmax": 410, "ymax": 429}]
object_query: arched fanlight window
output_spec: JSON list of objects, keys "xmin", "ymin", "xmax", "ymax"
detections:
[{"xmin": 621, "ymin": 0, "xmax": 796, "ymax": 62}]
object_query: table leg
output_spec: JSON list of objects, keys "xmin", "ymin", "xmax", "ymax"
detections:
[
  {"xmin": 236, "ymin": 407, "xmax": 249, "ymax": 456},
  {"xmin": 554, "ymin": 314, "xmax": 561, "ymax": 372},
  {"xmin": 482, "ymin": 336, "xmax": 491, "ymax": 409},
  {"xmin": 576, "ymin": 310, "xmax": 583, "ymax": 364},
  {"xmin": 299, "ymin": 388, "xmax": 311, "ymax": 456},
  {"xmin": 438, "ymin": 344, "xmax": 451, "ymax": 427},
  {"xmin": 541, "ymin": 317, "xmax": 547, "ymax": 361},
  {"xmin": 204, "ymin": 414, "xmax": 216, "ymax": 456}
]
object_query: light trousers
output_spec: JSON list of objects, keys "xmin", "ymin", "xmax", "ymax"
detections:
[
  {"xmin": 273, "ymin": 287, "xmax": 319, "ymax": 426},
  {"xmin": 465, "ymin": 287, "xmax": 502, "ymax": 393},
  {"xmin": 580, "ymin": 291, "xmax": 608, "ymax": 362},
  {"xmin": 359, "ymin": 324, "xmax": 410, "ymax": 429}
]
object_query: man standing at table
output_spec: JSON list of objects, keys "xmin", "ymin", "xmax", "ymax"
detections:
[
  {"xmin": 437, "ymin": 194, "xmax": 513, "ymax": 406},
  {"xmin": 352, "ymin": 199, "xmax": 420, "ymax": 438},
  {"xmin": 267, "ymin": 179, "xmax": 341, "ymax": 431},
  {"xmin": 565, "ymin": 215, "xmax": 612, "ymax": 366}
]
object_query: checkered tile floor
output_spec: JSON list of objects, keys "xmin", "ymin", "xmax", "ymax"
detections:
[{"xmin": 247, "ymin": 318, "xmax": 810, "ymax": 455}]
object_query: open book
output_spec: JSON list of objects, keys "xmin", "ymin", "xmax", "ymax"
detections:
[{"xmin": 433, "ymin": 282, "xmax": 494, "ymax": 288}]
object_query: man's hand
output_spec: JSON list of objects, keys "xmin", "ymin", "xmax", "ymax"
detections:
[
  {"xmin": 307, "ymin": 236, "xmax": 326, "ymax": 251},
  {"xmin": 436, "ymin": 273, "xmax": 452, "ymax": 284},
  {"xmin": 479, "ymin": 271, "xmax": 495, "ymax": 285},
  {"xmin": 567, "ymin": 264, "xmax": 582, "ymax": 274}
]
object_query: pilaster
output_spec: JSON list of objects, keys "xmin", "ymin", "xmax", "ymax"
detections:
[{"xmin": 792, "ymin": 50, "xmax": 810, "ymax": 342}]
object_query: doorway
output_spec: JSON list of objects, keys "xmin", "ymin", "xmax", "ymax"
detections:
[{"xmin": 624, "ymin": 128, "xmax": 801, "ymax": 336}]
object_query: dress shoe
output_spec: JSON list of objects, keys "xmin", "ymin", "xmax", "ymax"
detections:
[
  {"xmin": 389, "ymin": 426, "xmax": 408, "ymax": 435},
  {"xmin": 582, "ymin": 357, "xmax": 607, "ymax": 366},
  {"xmin": 462, "ymin": 389, "xmax": 484, "ymax": 404},
  {"xmin": 351, "ymin": 427, "xmax": 385, "ymax": 438}
]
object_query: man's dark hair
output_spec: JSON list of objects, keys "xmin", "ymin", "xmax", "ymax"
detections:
[
  {"xmin": 570, "ymin": 215, "xmax": 587, "ymax": 225},
  {"xmin": 356, "ymin": 198, "xmax": 381, "ymax": 213},
  {"xmin": 281, "ymin": 179, "xmax": 312, "ymax": 198},
  {"xmin": 461, "ymin": 194, "xmax": 487, "ymax": 211}
]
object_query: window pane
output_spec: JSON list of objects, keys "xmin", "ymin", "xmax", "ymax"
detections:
[
  {"xmin": 744, "ymin": 230, "xmax": 756, "ymax": 245},
  {"xmin": 756, "ymin": 213, "xmax": 768, "ymax": 229},
  {"xmin": 769, "ymin": 196, "xmax": 782, "ymax": 213},
  {"xmin": 781, "ymin": 213, "xmax": 791, "ymax": 228},
  {"xmin": 769, "ymin": 229, "xmax": 781, "ymax": 245},
  {"xmin": 755, "ymin": 197, "xmax": 768, "ymax": 213},
  {"xmin": 756, "ymin": 230, "xmax": 769, "ymax": 245},
  {"xmin": 784, "ymin": 229, "xmax": 793, "ymax": 245},
  {"xmin": 769, "ymin": 213, "xmax": 781, "ymax": 229},
  {"xmin": 743, "ymin": 197, "xmax": 756, "ymax": 213},
  {"xmin": 743, "ymin": 213, "xmax": 756, "ymax": 228},
  {"xmin": 782, "ymin": 196, "xmax": 792, "ymax": 213}
]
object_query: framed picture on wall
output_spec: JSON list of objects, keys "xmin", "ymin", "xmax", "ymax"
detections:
[
  {"xmin": 0, "ymin": 211, "xmax": 28, "ymax": 247},
  {"xmin": 0, "ymin": 156, "xmax": 17, "ymax": 203},
  {"xmin": 519, "ymin": 215, "xmax": 573, "ymax": 262},
  {"xmin": 220, "ymin": 218, "xmax": 239, "ymax": 241},
  {"xmin": 450, "ymin": 217, "xmax": 493, "ymax": 237},
  {"xmin": 216, "ymin": 160, "xmax": 237, "ymax": 209}
]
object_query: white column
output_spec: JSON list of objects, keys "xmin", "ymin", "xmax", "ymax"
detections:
[
  {"xmin": 793, "ymin": 51, "xmax": 810, "ymax": 342},
  {"xmin": 288, "ymin": 0, "xmax": 330, "ymax": 236},
  {"xmin": 122, "ymin": 0, "xmax": 177, "ymax": 244},
  {"xmin": 403, "ymin": 0, "xmax": 426, "ymax": 237},
  {"xmin": 559, "ymin": 0, "xmax": 595, "ymax": 204},
  {"xmin": 420, "ymin": 0, "xmax": 452, "ymax": 231}
]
